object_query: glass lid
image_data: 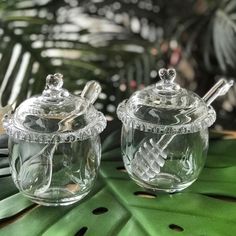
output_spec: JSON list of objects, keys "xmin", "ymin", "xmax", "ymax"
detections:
[
  {"xmin": 117, "ymin": 68, "xmax": 216, "ymax": 134},
  {"xmin": 3, "ymin": 73, "xmax": 107, "ymax": 143}
]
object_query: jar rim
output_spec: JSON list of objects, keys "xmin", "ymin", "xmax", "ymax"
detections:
[
  {"xmin": 117, "ymin": 99, "xmax": 216, "ymax": 134},
  {"xmin": 4, "ymin": 110, "xmax": 106, "ymax": 143}
]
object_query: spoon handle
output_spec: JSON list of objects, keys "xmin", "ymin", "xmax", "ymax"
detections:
[
  {"xmin": 58, "ymin": 81, "xmax": 101, "ymax": 132},
  {"xmin": 203, "ymin": 79, "xmax": 234, "ymax": 106}
]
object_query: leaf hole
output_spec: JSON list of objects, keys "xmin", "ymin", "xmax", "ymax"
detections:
[
  {"xmin": 134, "ymin": 191, "xmax": 156, "ymax": 199},
  {"xmin": 169, "ymin": 224, "xmax": 184, "ymax": 232},
  {"xmin": 116, "ymin": 166, "xmax": 127, "ymax": 173},
  {"xmin": 75, "ymin": 227, "xmax": 88, "ymax": 236},
  {"xmin": 92, "ymin": 207, "xmax": 108, "ymax": 215}
]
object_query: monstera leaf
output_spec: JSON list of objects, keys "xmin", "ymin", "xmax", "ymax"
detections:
[{"xmin": 0, "ymin": 126, "xmax": 236, "ymax": 236}]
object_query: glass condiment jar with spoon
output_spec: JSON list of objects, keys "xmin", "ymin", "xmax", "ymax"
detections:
[
  {"xmin": 117, "ymin": 68, "xmax": 233, "ymax": 192},
  {"xmin": 3, "ymin": 73, "xmax": 107, "ymax": 206}
]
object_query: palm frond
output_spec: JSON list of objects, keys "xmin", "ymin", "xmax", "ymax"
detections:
[
  {"xmin": 213, "ymin": 0, "xmax": 236, "ymax": 72},
  {"xmin": 0, "ymin": 0, "xmax": 158, "ymax": 118}
]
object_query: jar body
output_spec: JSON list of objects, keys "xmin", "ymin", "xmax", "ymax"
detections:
[
  {"xmin": 9, "ymin": 136, "xmax": 101, "ymax": 206},
  {"xmin": 121, "ymin": 125, "xmax": 208, "ymax": 192}
]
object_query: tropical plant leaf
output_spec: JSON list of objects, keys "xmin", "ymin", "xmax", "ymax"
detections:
[
  {"xmin": 0, "ymin": 128, "xmax": 236, "ymax": 235},
  {"xmin": 213, "ymin": 0, "xmax": 236, "ymax": 72},
  {"xmin": 0, "ymin": 0, "xmax": 235, "ymax": 126},
  {"xmin": 0, "ymin": 193, "xmax": 33, "ymax": 220},
  {"xmin": 102, "ymin": 129, "xmax": 120, "ymax": 152},
  {"xmin": 0, "ymin": 0, "xmax": 159, "ymax": 119}
]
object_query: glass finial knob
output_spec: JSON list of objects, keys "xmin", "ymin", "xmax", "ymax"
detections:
[
  {"xmin": 46, "ymin": 73, "xmax": 63, "ymax": 90},
  {"xmin": 159, "ymin": 68, "xmax": 176, "ymax": 83}
]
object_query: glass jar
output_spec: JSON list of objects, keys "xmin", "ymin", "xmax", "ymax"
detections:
[
  {"xmin": 117, "ymin": 68, "xmax": 218, "ymax": 192},
  {"xmin": 3, "ymin": 73, "xmax": 106, "ymax": 206}
]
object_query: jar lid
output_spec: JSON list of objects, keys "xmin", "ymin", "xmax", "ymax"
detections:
[
  {"xmin": 3, "ymin": 73, "xmax": 107, "ymax": 143},
  {"xmin": 117, "ymin": 68, "xmax": 216, "ymax": 134}
]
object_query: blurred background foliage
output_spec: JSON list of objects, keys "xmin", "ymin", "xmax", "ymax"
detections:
[{"xmin": 0, "ymin": 0, "xmax": 235, "ymax": 129}]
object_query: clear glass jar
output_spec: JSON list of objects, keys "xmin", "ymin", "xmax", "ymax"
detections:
[
  {"xmin": 3, "ymin": 73, "xmax": 106, "ymax": 206},
  {"xmin": 121, "ymin": 126, "xmax": 208, "ymax": 192},
  {"xmin": 9, "ymin": 136, "xmax": 101, "ymax": 205},
  {"xmin": 117, "ymin": 68, "xmax": 217, "ymax": 192}
]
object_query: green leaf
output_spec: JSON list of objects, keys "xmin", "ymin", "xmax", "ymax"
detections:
[
  {"xmin": 42, "ymin": 188, "xmax": 130, "ymax": 236},
  {"xmin": 0, "ymin": 167, "xmax": 10, "ymax": 176},
  {"xmin": 102, "ymin": 130, "xmax": 120, "ymax": 152},
  {"xmin": 0, "ymin": 176, "xmax": 18, "ymax": 200},
  {"xmin": 0, "ymin": 204, "xmax": 73, "ymax": 236},
  {"xmin": 0, "ymin": 193, "xmax": 33, "ymax": 220},
  {"xmin": 0, "ymin": 130, "xmax": 236, "ymax": 235},
  {"xmin": 0, "ymin": 0, "xmax": 156, "ymax": 119},
  {"xmin": 213, "ymin": 0, "xmax": 236, "ymax": 71},
  {"xmin": 208, "ymin": 139, "xmax": 236, "ymax": 156},
  {"xmin": 102, "ymin": 148, "xmax": 122, "ymax": 161}
]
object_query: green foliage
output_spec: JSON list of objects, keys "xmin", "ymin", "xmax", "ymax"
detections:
[
  {"xmin": 0, "ymin": 0, "xmax": 156, "ymax": 116},
  {"xmin": 0, "ymin": 130, "xmax": 236, "ymax": 235},
  {"xmin": 212, "ymin": 0, "xmax": 236, "ymax": 72},
  {"xmin": 0, "ymin": 0, "xmax": 235, "ymax": 121}
]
